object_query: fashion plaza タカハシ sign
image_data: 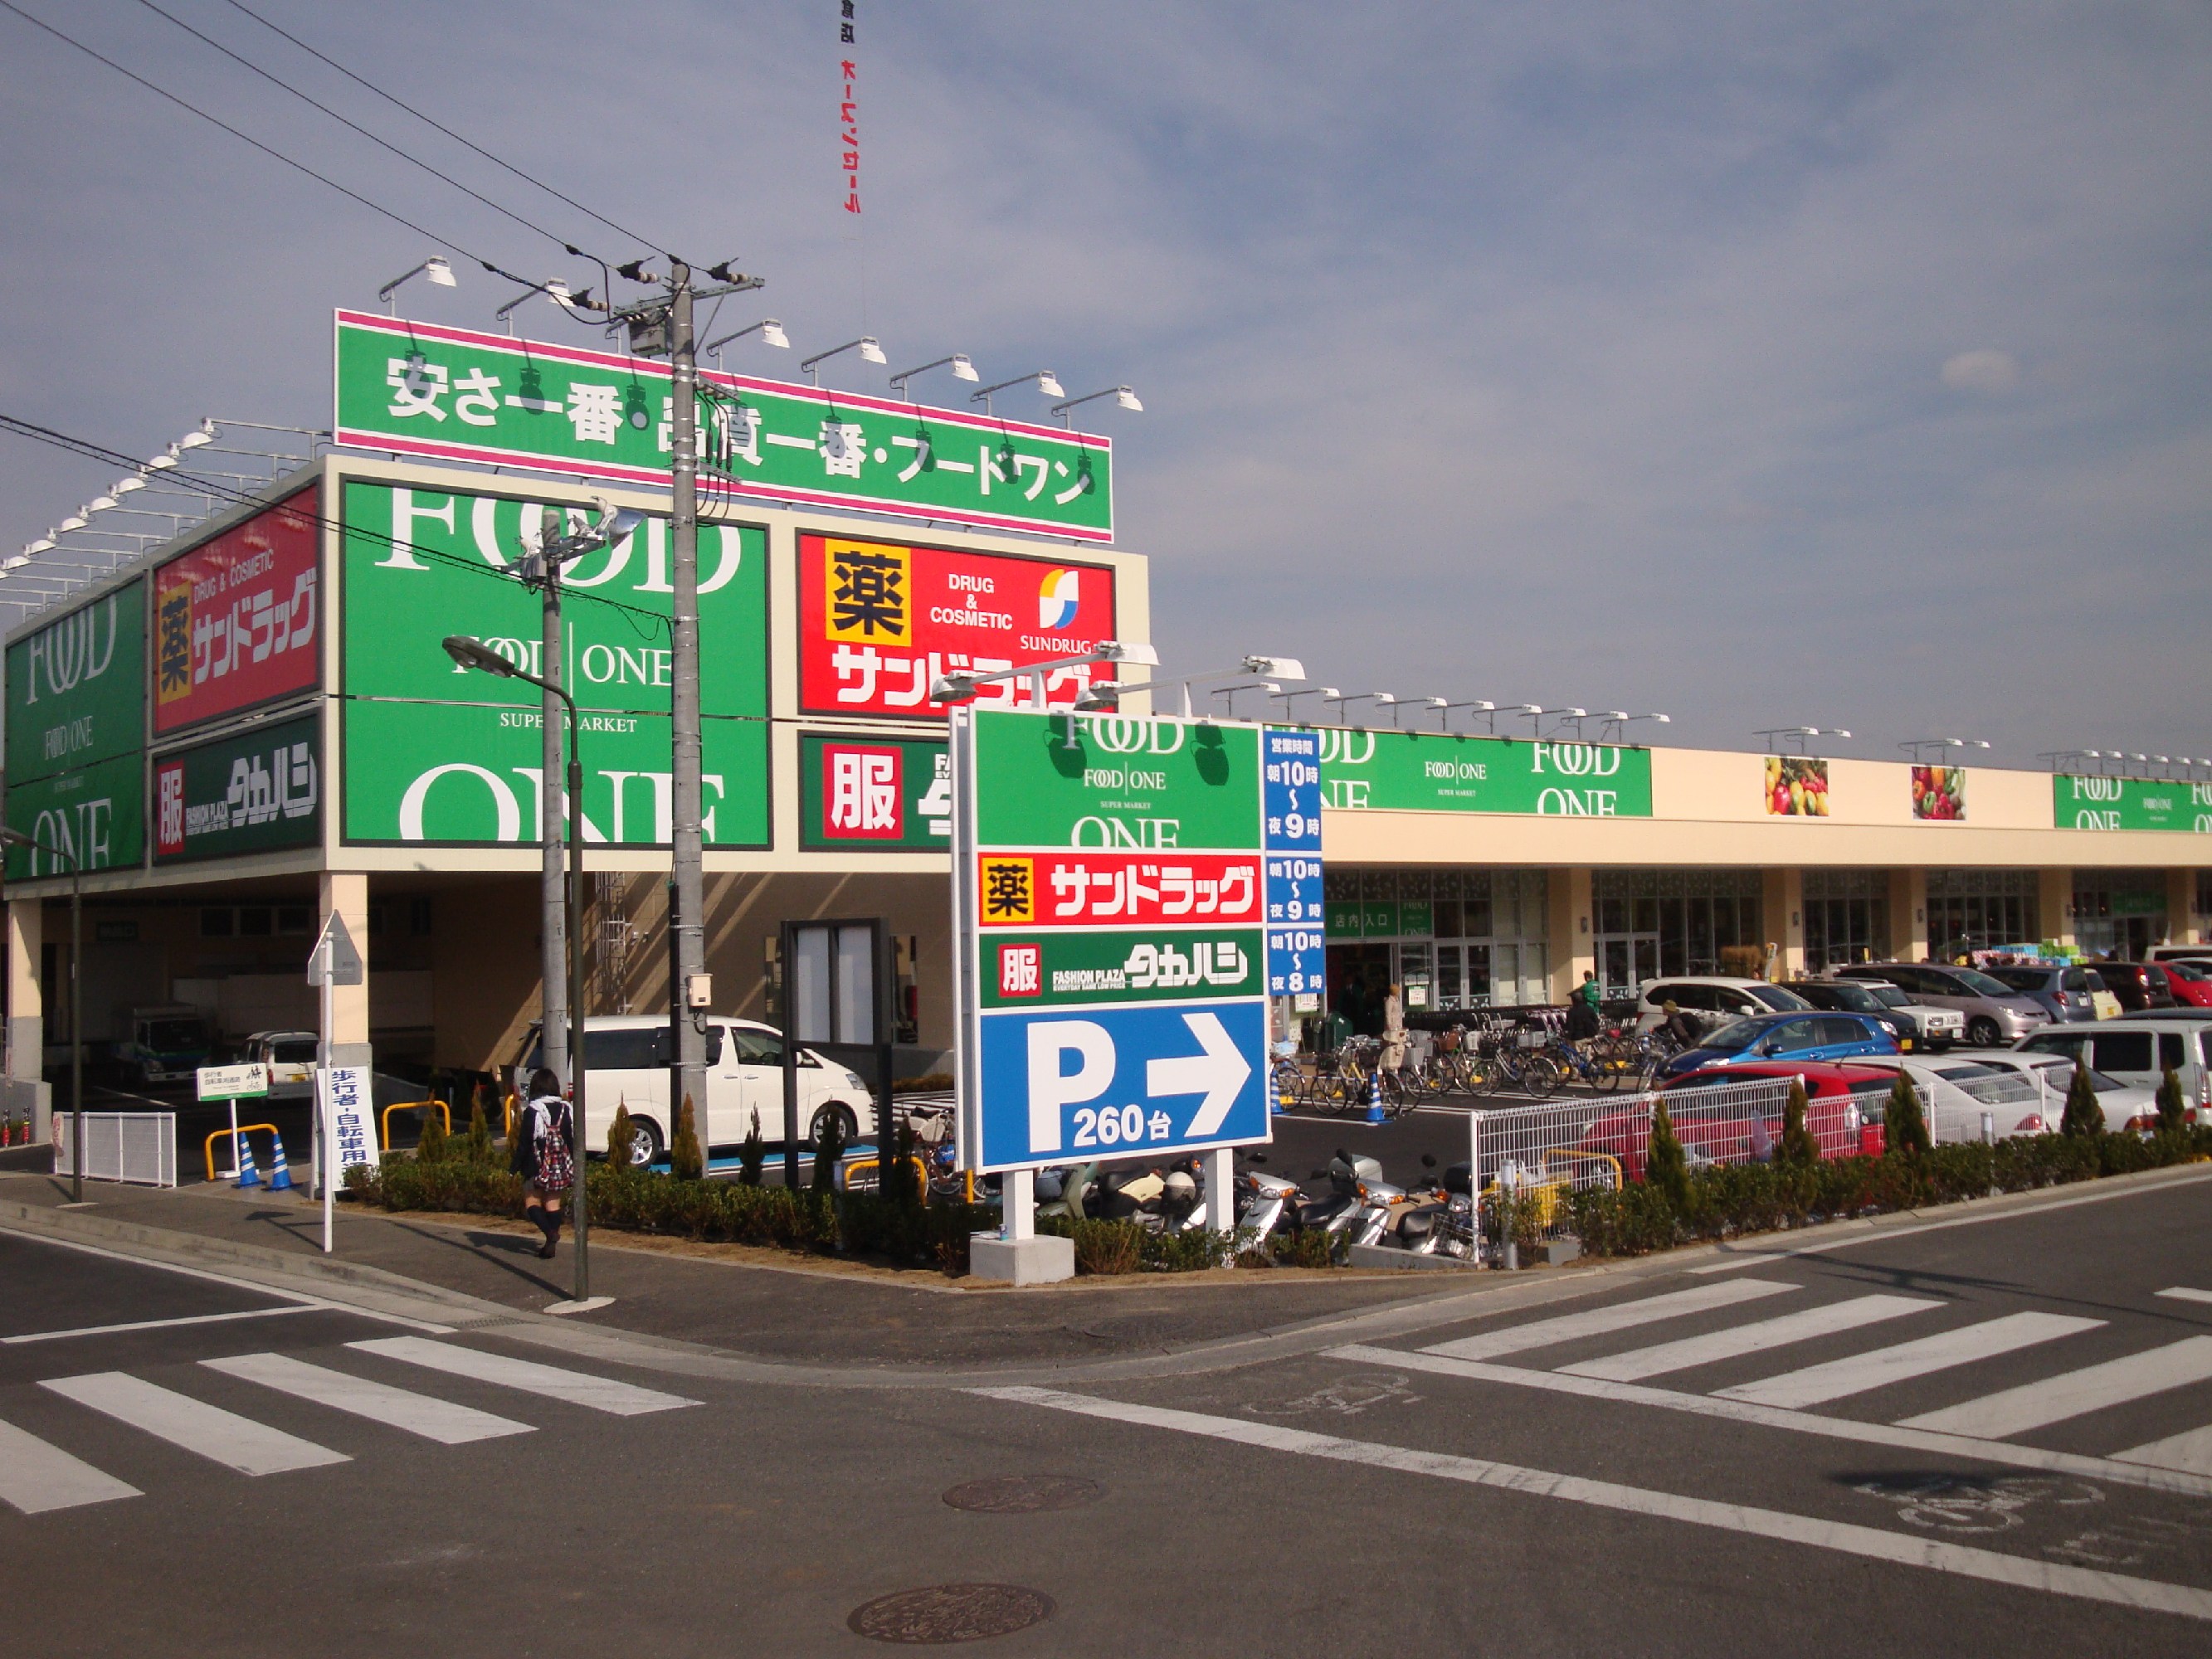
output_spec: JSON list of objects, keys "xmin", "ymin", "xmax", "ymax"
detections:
[
  {"xmin": 953, "ymin": 708, "xmax": 1281, "ymax": 1174},
  {"xmin": 333, "ymin": 310, "xmax": 1113, "ymax": 542},
  {"xmin": 339, "ymin": 479, "xmax": 769, "ymax": 848}
]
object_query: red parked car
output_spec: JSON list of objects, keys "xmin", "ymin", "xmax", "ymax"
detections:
[
  {"xmin": 1576, "ymin": 1062, "xmax": 1894, "ymax": 1183},
  {"xmin": 2158, "ymin": 961, "xmax": 2212, "ymax": 1009}
]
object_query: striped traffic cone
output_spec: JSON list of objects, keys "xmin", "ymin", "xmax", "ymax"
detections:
[
  {"xmin": 1363, "ymin": 1072, "xmax": 1386, "ymax": 1125},
  {"xmin": 265, "ymin": 1134, "xmax": 295, "ymax": 1191},
  {"xmin": 234, "ymin": 1131, "xmax": 261, "ymax": 1189}
]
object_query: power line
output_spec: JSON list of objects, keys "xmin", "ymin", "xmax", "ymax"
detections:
[
  {"xmin": 221, "ymin": 0, "xmax": 668, "ymax": 257},
  {"xmin": 129, "ymin": 0, "xmax": 604, "ymax": 264},
  {"xmin": 0, "ymin": 0, "xmax": 496, "ymax": 270}
]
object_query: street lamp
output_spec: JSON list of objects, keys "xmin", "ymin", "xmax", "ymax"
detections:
[
  {"xmin": 703, "ymin": 320, "xmax": 790, "ymax": 372},
  {"xmin": 1049, "ymin": 386, "xmax": 1143, "ymax": 427},
  {"xmin": 0, "ymin": 825, "xmax": 80, "ymax": 1203},
  {"xmin": 442, "ymin": 634, "xmax": 596, "ymax": 1306},
  {"xmin": 378, "ymin": 255, "xmax": 457, "ymax": 313},
  {"xmin": 799, "ymin": 337, "xmax": 888, "ymax": 386},
  {"xmin": 888, "ymin": 354, "xmax": 980, "ymax": 401},
  {"xmin": 969, "ymin": 370, "xmax": 1065, "ymax": 416}
]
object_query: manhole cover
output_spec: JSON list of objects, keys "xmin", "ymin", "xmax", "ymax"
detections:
[
  {"xmin": 941, "ymin": 1475, "xmax": 1102, "ymax": 1514},
  {"xmin": 847, "ymin": 1584, "xmax": 1054, "ymax": 1644}
]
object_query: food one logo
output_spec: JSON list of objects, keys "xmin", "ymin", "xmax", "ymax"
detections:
[
  {"xmin": 1037, "ymin": 567, "xmax": 1082, "ymax": 630},
  {"xmin": 998, "ymin": 944, "xmax": 1041, "ymax": 998}
]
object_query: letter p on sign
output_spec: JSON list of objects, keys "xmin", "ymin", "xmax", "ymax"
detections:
[{"xmin": 1026, "ymin": 1019, "xmax": 1114, "ymax": 1154}]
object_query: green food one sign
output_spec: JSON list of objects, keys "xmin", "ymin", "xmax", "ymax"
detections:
[
  {"xmin": 334, "ymin": 310, "xmax": 1113, "ymax": 542},
  {"xmin": 971, "ymin": 710, "xmax": 1264, "ymax": 849},
  {"xmin": 340, "ymin": 479, "xmax": 770, "ymax": 848},
  {"xmin": 3, "ymin": 581, "xmax": 147, "ymax": 878},
  {"xmin": 1313, "ymin": 728, "xmax": 1654, "ymax": 818},
  {"xmin": 2055, "ymin": 775, "xmax": 2212, "ymax": 834}
]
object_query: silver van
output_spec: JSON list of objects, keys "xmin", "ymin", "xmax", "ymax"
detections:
[
  {"xmin": 2013, "ymin": 1014, "xmax": 2212, "ymax": 1126},
  {"xmin": 1839, "ymin": 964, "xmax": 2049, "ymax": 1047},
  {"xmin": 514, "ymin": 1015, "xmax": 877, "ymax": 1166}
]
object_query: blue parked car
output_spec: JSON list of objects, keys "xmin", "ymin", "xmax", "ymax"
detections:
[{"xmin": 1659, "ymin": 1010, "xmax": 1899, "ymax": 1078}]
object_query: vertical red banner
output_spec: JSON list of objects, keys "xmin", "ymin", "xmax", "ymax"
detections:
[{"xmin": 152, "ymin": 487, "xmax": 320, "ymax": 734}]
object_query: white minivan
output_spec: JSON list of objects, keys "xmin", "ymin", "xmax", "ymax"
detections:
[
  {"xmin": 513, "ymin": 1014, "xmax": 878, "ymax": 1167},
  {"xmin": 2013, "ymin": 1014, "xmax": 2212, "ymax": 1127}
]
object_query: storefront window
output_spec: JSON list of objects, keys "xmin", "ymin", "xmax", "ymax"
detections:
[
  {"xmin": 1927, "ymin": 868, "xmax": 2041, "ymax": 961},
  {"xmin": 1591, "ymin": 870, "xmax": 1762, "ymax": 995},
  {"xmin": 2069, "ymin": 868, "xmax": 2161, "ymax": 960},
  {"xmin": 1325, "ymin": 868, "xmax": 1549, "ymax": 1022},
  {"xmin": 1803, "ymin": 869, "xmax": 1889, "ymax": 971}
]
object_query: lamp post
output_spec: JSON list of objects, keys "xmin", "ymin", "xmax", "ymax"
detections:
[
  {"xmin": 0, "ymin": 825, "xmax": 80, "ymax": 1203},
  {"xmin": 442, "ymin": 635, "xmax": 593, "ymax": 1302}
]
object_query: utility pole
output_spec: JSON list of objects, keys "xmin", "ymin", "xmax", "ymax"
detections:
[
  {"xmin": 666, "ymin": 260, "xmax": 708, "ymax": 1126},
  {"xmin": 537, "ymin": 509, "xmax": 568, "ymax": 1087}
]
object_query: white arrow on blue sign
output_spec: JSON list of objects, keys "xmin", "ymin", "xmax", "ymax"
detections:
[{"xmin": 974, "ymin": 1000, "xmax": 1269, "ymax": 1172}]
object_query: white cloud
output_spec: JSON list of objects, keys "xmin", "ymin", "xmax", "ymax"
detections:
[{"xmin": 1940, "ymin": 349, "xmax": 2022, "ymax": 392}]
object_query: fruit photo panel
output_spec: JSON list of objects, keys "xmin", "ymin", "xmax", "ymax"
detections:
[{"xmin": 1763, "ymin": 755, "xmax": 1830, "ymax": 817}]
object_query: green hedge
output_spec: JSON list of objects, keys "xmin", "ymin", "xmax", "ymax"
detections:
[{"xmin": 1568, "ymin": 1129, "xmax": 2212, "ymax": 1258}]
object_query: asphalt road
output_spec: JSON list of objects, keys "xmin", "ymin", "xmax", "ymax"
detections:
[{"xmin": 1, "ymin": 1170, "xmax": 2207, "ymax": 1654}]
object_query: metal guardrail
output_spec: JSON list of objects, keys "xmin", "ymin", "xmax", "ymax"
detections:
[
  {"xmin": 380, "ymin": 1099, "xmax": 451, "ymax": 1152},
  {"xmin": 203, "ymin": 1123, "xmax": 280, "ymax": 1183},
  {"xmin": 57, "ymin": 1113, "xmax": 178, "ymax": 1188}
]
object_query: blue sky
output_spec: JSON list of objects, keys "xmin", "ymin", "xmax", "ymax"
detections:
[{"xmin": 1, "ymin": 2, "xmax": 2205, "ymax": 760}]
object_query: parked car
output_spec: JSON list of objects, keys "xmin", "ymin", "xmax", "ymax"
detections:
[
  {"xmin": 1783, "ymin": 979, "xmax": 1948, "ymax": 1051},
  {"xmin": 509, "ymin": 1014, "xmax": 878, "ymax": 1166},
  {"xmin": 1847, "ymin": 1051, "xmax": 2069, "ymax": 1140},
  {"xmin": 1657, "ymin": 1010, "xmax": 1898, "ymax": 1078},
  {"xmin": 2086, "ymin": 961, "xmax": 2177, "ymax": 1014},
  {"xmin": 1632, "ymin": 977, "xmax": 1812, "ymax": 1034},
  {"xmin": 1836, "ymin": 963, "xmax": 2049, "ymax": 1047},
  {"xmin": 2086, "ymin": 970, "xmax": 2122, "ymax": 1021},
  {"xmin": 238, "ymin": 1029, "xmax": 318, "ymax": 1101},
  {"xmin": 2146, "ymin": 946, "xmax": 2212, "ymax": 967},
  {"xmin": 2161, "ymin": 960, "xmax": 2212, "ymax": 1009},
  {"xmin": 1977, "ymin": 964, "xmax": 2101, "ymax": 1025},
  {"xmin": 1577, "ymin": 1061, "xmax": 1893, "ymax": 1180},
  {"xmin": 1943, "ymin": 1048, "xmax": 2160, "ymax": 1133},
  {"xmin": 2014, "ymin": 1015, "xmax": 2212, "ymax": 1122}
]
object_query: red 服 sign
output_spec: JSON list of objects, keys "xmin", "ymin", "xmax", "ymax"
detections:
[
  {"xmin": 153, "ymin": 488, "xmax": 319, "ymax": 733},
  {"xmin": 798, "ymin": 532, "xmax": 1117, "ymax": 719}
]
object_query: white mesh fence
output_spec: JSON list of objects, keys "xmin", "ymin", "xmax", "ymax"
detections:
[{"xmin": 52, "ymin": 1113, "xmax": 178, "ymax": 1188}]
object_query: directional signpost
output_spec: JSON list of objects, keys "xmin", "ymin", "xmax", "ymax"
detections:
[
  {"xmin": 953, "ymin": 707, "xmax": 1273, "ymax": 1282},
  {"xmin": 308, "ymin": 912, "xmax": 365, "ymax": 1254},
  {"xmin": 196, "ymin": 1062, "xmax": 268, "ymax": 1185}
]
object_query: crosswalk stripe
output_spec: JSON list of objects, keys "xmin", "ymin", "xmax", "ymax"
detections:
[
  {"xmin": 1899, "ymin": 1336, "xmax": 2212, "ymax": 1439},
  {"xmin": 2112, "ymin": 1422, "xmax": 2212, "ymax": 1478},
  {"xmin": 0, "ymin": 1416, "xmax": 140, "ymax": 1513},
  {"xmin": 2156, "ymin": 1287, "xmax": 2212, "ymax": 1306},
  {"xmin": 347, "ymin": 1337, "xmax": 700, "ymax": 1416},
  {"xmin": 202, "ymin": 1353, "xmax": 535, "ymax": 1446},
  {"xmin": 1421, "ymin": 1279, "xmax": 1799, "ymax": 1362},
  {"xmin": 39, "ymin": 1372, "xmax": 348, "ymax": 1476},
  {"xmin": 1562, "ymin": 1295, "xmax": 1942, "ymax": 1383},
  {"xmin": 1714, "ymin": 1312, "xmax": 2105, "ymax": 1409}
]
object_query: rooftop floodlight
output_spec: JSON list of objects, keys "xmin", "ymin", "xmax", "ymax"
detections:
[
  {"xmin": 442, "ymin": 635, "xmax": 519, "ymax": 678},
  {"xmin": 175, "ymin": 423, "xmax": 215, "ymax": 450},
  {"xmin": 1333, "ymin": 692, "xmax": 1397, "ymax": 726},
  {"xmin": 970, "ymin": 370, "xmax": 1065, "ymax": 415},
  {"xmin": 1073, "ymin": 681, "xmax": 1123, "ymax": 712},
  {"xmin": 1597, "ymin": 711, "xmax": 1670, "ymax": 742},
  {"xmin": 1440, "ymin": 698, "xmax": 1498, "ymax": 733},
  {"xmin": 799, "ymin": 337, "xmax": 888, "ymax": 385},
  {"xmin": 84, "ymin": 494, "xmax": 118, "ymax": 513},
  {"xmin": 111, "ymin": 476, "xmax": 146, "ymax": 497},
  {"xmin": 927, "ymin": 640, "xmax": 1153, "ymax": 709},
  {"xmin": 378, "ymin": 255, "xmax": 457, "ymax": 313},
  {"xmin": 545, "ymin": 279, "xmax": 577, "ymax": 311},
  {"xmin": 1405, "ymin": 696, "xmax": 1449, "ymax": 729},
  {"xmin": 1527, "ymin": 705, "xmax": 1586, "ymax": 737},
  {"xmin": 24, "ymin": 538, "xmax": 55, "ymax": 555},
  {"xmin": 888, "ymin": 354, "xmax": 980, "ymax": 401},
  {"xmin": 1899, "ymin": 737, "xmax": 1992, "ymax": 764},
  {"xmin": 1211, "ymin": 680, "xmax": 1281, "ymax": 719},
  {"xmin": 1049, "ymin": 385, "xmax": 1144, "ymax": 427},
  {"xmin": 55, "ymin": 514, "xmax": 87, "ymax": 533},
  {"xmin": 1272, "ymin": 685, "xmax": 1339, "ymax": 722},
  {"xmin": 144, "ymin": 450, "xmax": 179, "ymax": 470},
  {"xmin": 702, "ymin": 319, "xmax": 791, "ymax": 370}
]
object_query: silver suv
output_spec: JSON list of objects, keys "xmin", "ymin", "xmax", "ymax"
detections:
[{"xmin": 1838, "ymin": 963, "xmax": 2049, "ymax": 1047}]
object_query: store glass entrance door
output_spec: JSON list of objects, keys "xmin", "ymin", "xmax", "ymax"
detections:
[{"xmin": 1599, "ymin": 936, "xmax": 1659, "ymax": 1000}]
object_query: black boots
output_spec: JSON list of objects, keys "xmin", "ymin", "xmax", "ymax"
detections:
[{"xmin": 531, "ymin": 1204, "xmax": 561, "ymax": 1258}]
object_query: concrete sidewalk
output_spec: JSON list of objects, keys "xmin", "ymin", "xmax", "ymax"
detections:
[{"xmin": 0, "ymin": 1168, "xmax": 1450, "ymax": 1368}]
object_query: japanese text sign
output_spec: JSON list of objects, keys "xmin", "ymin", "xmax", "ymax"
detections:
[
  {"xmin": 798, "ymin": 533, "xmax": 1118, "ymax": 719},
  {"xmin": 154, "ymin": 714, "xmax": 320, "ymax": 864},
  {"xmin": 953, "ymin": 707, "xmax": 1271, "ymax": 1173},
  {"xmin": 2057, "ymin": 775, "xmax": 2212, "ymax": 834},
  {"xmin": 318, "ymin": 1064, "xmax": 376, "ymax": 1170},
  {"xmin": 1262, "ymin": 727, "xmax": 1324, "ymax": 997},
  {"xmin": 797, "ymin": 733, "xmax": 952, "ymax": 849},
  {"xmin": 153, "ymin": 489, "xmax": 319, "ymax": 734},
  {"xmin": 334, "ymin": 311, "xmax": 1113, "ymax": 541}
]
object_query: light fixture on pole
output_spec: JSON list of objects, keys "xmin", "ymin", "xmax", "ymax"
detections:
[
  {"xmin": 1333, "ymin": 691, "xmax": 1396, "ymax": 726},
  {"xmin": 1271, "ymin": 686, "xmax": 1340, "ymax": 724},
  {"xmin": 1596, "ymin": 712, "xmax": 1670, "ymax": 743},
  {"xmin": 1405, "ymin": 696, "xmax": 1448, "ymax": 730},
  {"xmin": 495, "ymin": 279, "xmax": 575, "ymax": 333},
  {"xmin": 1210, "ymin": 680, "xmax": 1281, "ymax": 719},
  {"xmin": 378, "ymin": 255, "xmax": 457, "ymax": 314},
  {"xmin": 930, "ymin": 640, "xmax": 1159, "ymax": 712},
  {"xmin": 1899, "ymin": 737, "xmax": 1991, "ymax": 766},
  {"xmin": 1133, "ymin": 657, "xmax": 1307, "ymax": 719},
  {"xmin": 1440, "ymin": 698, "xmax": 1498, "ymax": 734},
  {"xmin": 969, "ymin": 370, "xmax": 1065, "ymax": 416},
  {"xmin": 1528, "ymin": 706, "xmax": 1586, "ymax": 738},
  {"xmin": 703, "ymin": 320, "xmax": 791, "ymax": 372},
  {"xmin": 799, "ymin": 337, "xmax": 888, "ymax": 386},
  {"xmin": 1756, "ymin": 726, "xmax": 1851, "ymax": 756},
  {"xmin": 1048, "ymin": 386, "xmax": 1143, "ymax": 427},
  {"xmin": 441, "ymin": 634, "xmax": 596, "ymax": 1306},
  {"xmin": 888, "ymin": 354, "xmax": 979, "ymax": 401},
  {"xmin": 0, "ymin": 825, "xmax": 80, "ymax": 1204}
]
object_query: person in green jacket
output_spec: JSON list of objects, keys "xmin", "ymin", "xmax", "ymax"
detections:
[{"xmin": 1566, "ymin": 971, "xmax": 1602, "ymax": 1040}]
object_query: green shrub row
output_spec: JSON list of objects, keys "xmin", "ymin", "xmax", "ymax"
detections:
[{"xmin": 1568, "ymin": 1127, "xmax": 2212, "ymax": 1258}]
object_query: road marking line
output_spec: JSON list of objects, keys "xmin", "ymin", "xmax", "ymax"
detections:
[
  {"xmin": 2156, "ymin": 1288, "xmax": 2212, "ymax": 1306},
  {"xmin": 1422, "ymin": 1279, "xmax": 1798, "ymax": 1362},
  {"xmin": 348, "ymin": 1337, "xmax": 700, "ymax": 1416},
  {"xmin": 0, "ymin": 1417, "xmax": 140, "ymax": 1513},
  {"xmin": 1899, "ymin": 1337, "xmax": 2212, "ymax": 1439},
  {"xmin": 1562, "ymin": 1295, "xmax": 1941, "ymax": 1383},
  {"xmin": 39, "ymin": 1372, "xmax": 348, "ymax": 1476},
  {"xmin": 2112, "ymin": 1423, "xmax": 2212, "ymax": 1479},
  {"xmin": 974, "ymin": 1384, "xmax": 2212, "ymax": 1623},
  {"xmin": 202, "ymin": 1353, "xmax": 534, "ymax": 1446},
  {"xmin": 1714, "ymin": 1313, "xmax": 2105, "ymax": 1408},
  {"xmin": 4, "ymin": 1306, "xmax": 319, "ymax": 1345},
  {"xmin": 1325, "ymin": 1343, "xmax": 2212, "ymax": 1500}
]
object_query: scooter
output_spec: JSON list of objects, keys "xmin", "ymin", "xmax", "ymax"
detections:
[{"xmin": 1293, "ymin": 1149, "xmax": 1381, "ymax": 1236}]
